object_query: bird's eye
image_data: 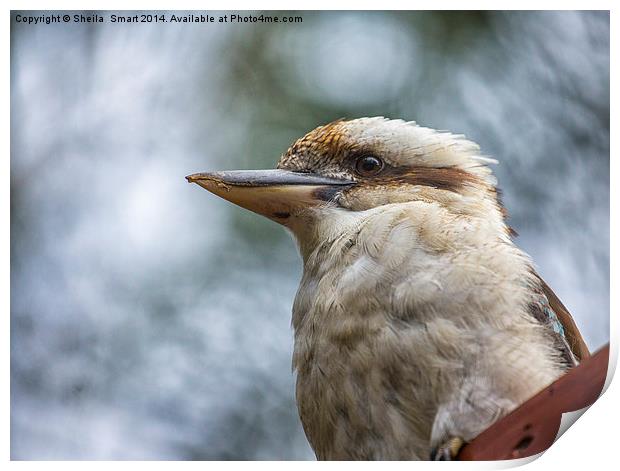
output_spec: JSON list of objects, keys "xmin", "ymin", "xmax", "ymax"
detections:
[{"xmin": 355, "ymin": 156, "xmax": 384, "ymax": 176}]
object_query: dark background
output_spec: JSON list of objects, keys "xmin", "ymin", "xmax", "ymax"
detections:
[{"xmin": 11, "ymin": 10, "xmax": 609, "ymax": 459}]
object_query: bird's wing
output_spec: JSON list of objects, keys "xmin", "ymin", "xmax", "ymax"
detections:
[{"xmin": 530, "ymin": 273, "xmax": 590, "ymax": 364}]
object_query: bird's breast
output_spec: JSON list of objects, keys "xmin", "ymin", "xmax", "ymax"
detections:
[
  {"xmin": 289, "ymin": 203, "xmax": 565, "ymax": 460},
  {"xmin": 291, "ymin": 249, "xmax": 444, "ymax": 459}
]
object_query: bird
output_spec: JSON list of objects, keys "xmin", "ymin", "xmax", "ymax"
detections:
[{"xmin": 186, "ymin": 117, "xmax": 590, "ymax": 461}]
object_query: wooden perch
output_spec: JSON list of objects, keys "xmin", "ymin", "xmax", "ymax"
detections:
[{"xmin": 458, "ymin": 343, "xmax": 610, "ymax": 460}]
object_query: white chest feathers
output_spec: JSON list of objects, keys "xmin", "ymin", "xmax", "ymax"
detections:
[{"xmin": 289, "ymin": 202, "xmax": 565, "ymax": 460}]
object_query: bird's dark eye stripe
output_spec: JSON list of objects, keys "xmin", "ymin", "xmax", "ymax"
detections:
[{"xmin": 355, "ymin": 156, "xmax": 384, "ymax": 176}]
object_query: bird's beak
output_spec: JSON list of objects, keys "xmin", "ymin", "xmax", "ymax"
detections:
[{"xmin": 186, "ymin": 169, "xmax": 354, "ymax": 223}]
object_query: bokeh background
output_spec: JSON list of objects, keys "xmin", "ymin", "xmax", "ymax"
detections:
[{"xmin": 10, "ymin": 10, "xmax": 609, "ymax": 460}]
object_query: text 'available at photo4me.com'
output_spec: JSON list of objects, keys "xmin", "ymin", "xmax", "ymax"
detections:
[{"xmin": 13, "ymin": 12, "xmax": 304, "ymax": 26}]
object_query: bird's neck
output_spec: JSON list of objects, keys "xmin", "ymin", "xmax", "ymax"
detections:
[
  {"xmin": 289, "ymin": 199, "xmax": 534, "ymax": 352},
  {"xmin": 292, "ymin": 197, "xmax": 514, "ymax": 275}
]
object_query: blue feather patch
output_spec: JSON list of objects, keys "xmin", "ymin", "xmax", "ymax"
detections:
[{"xmin": 538, "ymin": 295, "xmax": 565, "ymax": 338}]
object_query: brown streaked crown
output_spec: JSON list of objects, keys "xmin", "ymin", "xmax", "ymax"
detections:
[{"xmin": 277, "ymin": 119, "xmax": 360, "ymax": 179}]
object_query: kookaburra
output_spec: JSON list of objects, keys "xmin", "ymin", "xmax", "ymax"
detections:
[{"xmin": 187, "ymin": 118, "xmax": 590, "ymax": 460}]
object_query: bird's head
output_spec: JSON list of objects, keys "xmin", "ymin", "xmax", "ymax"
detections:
[{"xmin": 187, "ymin": 118, "xmax": 509, "ymax": 253}]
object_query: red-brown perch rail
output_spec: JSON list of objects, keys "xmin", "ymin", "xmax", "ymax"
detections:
[{"xmin": 457, "ymin": 343, "xmax": 610, "ymax": 460}]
